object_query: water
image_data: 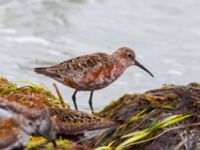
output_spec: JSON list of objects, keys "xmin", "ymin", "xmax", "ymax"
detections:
[{"xmin": 0, "ymin": 0, "xmax": 200, "ymax": 111}]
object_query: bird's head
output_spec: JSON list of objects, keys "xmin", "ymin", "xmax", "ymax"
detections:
[
  {"xmin": 34, "ymin": 109, "xmax": 57, "ymax": 143},
  {"xmin": 14, "ymin": 114, "xmax": 37, "ymax": 134},
  {"xmin": 114, "ymin": 47, "xmax": 154, "ymax": 77}
]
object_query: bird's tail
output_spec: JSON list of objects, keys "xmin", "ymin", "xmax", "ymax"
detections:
[
  {"xmin": 34, "ymin": 67, "xmax": 61, "ymax": 78},
  {"xmin": 34, "ymin": 67, "xmax": 48, "ymax": 74}
]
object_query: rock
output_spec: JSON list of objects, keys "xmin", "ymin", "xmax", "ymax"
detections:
[{"xmin": 86, "ymin": 83, "xmax": 200, "ymax": 150}]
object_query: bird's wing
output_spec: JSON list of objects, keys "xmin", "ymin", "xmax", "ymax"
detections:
[
  {"xmin": 45, "ymin": 53, "xmax": 110, "ymax": 80},
  {"xmin": 49, "ymin": 108, "xmax": 116, "ymax": 134}
]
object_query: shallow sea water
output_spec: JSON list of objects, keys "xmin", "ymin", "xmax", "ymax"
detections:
[{"xmin": 0, "ymin": 0, "xmax": 200, "ymax": 111}]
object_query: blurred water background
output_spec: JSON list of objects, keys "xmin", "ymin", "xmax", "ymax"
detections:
[{"xmin": 0, "ymin": 0, "xmax": 200, "ymax": 111}]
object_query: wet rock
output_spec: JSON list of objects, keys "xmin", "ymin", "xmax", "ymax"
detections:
[{"xmin": 86, "ymin": 83, "xmax": 200, "ymax": 150}]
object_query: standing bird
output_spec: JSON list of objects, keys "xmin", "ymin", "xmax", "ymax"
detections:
[{"xmin": 34, "ymin": 47, "xmax": 154, "ymax": 113}]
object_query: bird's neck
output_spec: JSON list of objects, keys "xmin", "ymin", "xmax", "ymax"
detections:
[
  {"xmin": 109, "ymin": 54, "xmax": 128, "ymax": 78},
  {"xmin": 111, "ymin": 53, "xmax": 128, "ymax": 69}
]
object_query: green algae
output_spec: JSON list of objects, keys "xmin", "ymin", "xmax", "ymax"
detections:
[
  {"xmin": 94, "ymin": 114, "xmax": 192, "ymax": 150},
  {"xmin": 0, "ymin": 78, "xmax": 69, "ymax": 108},
  {"xmin": 27, "ymin": 137, "xmax": 70, "ymax": 150}
]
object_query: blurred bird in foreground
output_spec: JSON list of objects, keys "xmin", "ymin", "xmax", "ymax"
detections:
[
  {"xmin": 0, "ymin": 115, "xmax": 40, "ymax": 150},
  {"xmin": 0, "ymin": 95, "xmax": 57, "ymax": 144}
]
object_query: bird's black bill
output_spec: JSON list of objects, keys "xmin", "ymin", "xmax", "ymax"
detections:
[{"xmin": 135, "ymin": 60, "xmax": 154, "ymax": 77}]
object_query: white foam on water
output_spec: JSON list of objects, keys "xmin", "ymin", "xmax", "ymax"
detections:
[
  {"xmin": 167, "ymin": 70, "xmax": 183, "ymax": 76},
  {"xmin": 4, "ymin": 36, "xmax": 51, "ymax": 45},
  {"xmin": 0, "ymin": 28, "xmax": 16, "ymax": 34}
]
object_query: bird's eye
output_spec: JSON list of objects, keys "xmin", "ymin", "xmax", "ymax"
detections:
[
  {"xmin": 28, "ymin": 121, "xmax": 33, "ymax": 126},
  {"xmin": 128, "ymin": 54, "xmax": 133, "ymax": 58}
]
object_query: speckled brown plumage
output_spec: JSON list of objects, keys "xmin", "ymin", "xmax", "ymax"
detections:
[
  {"xmin": 34, "ymin": 47, "xmax": 154, "ymax": 113},
  {"xmin": 35, "ymin": 53, "xmax": 113, "ymax": 90},
  {"xmin": 0, "ymin": 93, "xmax": 48, "ymax": 118},
  {"xmin": 49, "ymin": 108, "xmax": 116, "ymax": 135}
]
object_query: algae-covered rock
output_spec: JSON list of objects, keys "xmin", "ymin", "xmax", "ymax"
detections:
[
  {"xmin": 87, "ymin": 83, "xmax": 200, "ymax": 150},
  {"xmin": 1, "ymin": 76, "xmax": 200, "ymax": 150},
  {"xmin": 0, "ymin": 77, "xmax": 67, "ymax": 108}
]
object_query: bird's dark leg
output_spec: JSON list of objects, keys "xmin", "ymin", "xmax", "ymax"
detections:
[
  {"xmin": 89, "ymin": 91, "xmax": 94, "ymax": 114},
  {"xmin": 52, "ymin": 140, "xmax": 57, "ymax": 147},
  {"xmin": 72, "ymin": 90, "xmax": 78, "ymax": 110}
]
